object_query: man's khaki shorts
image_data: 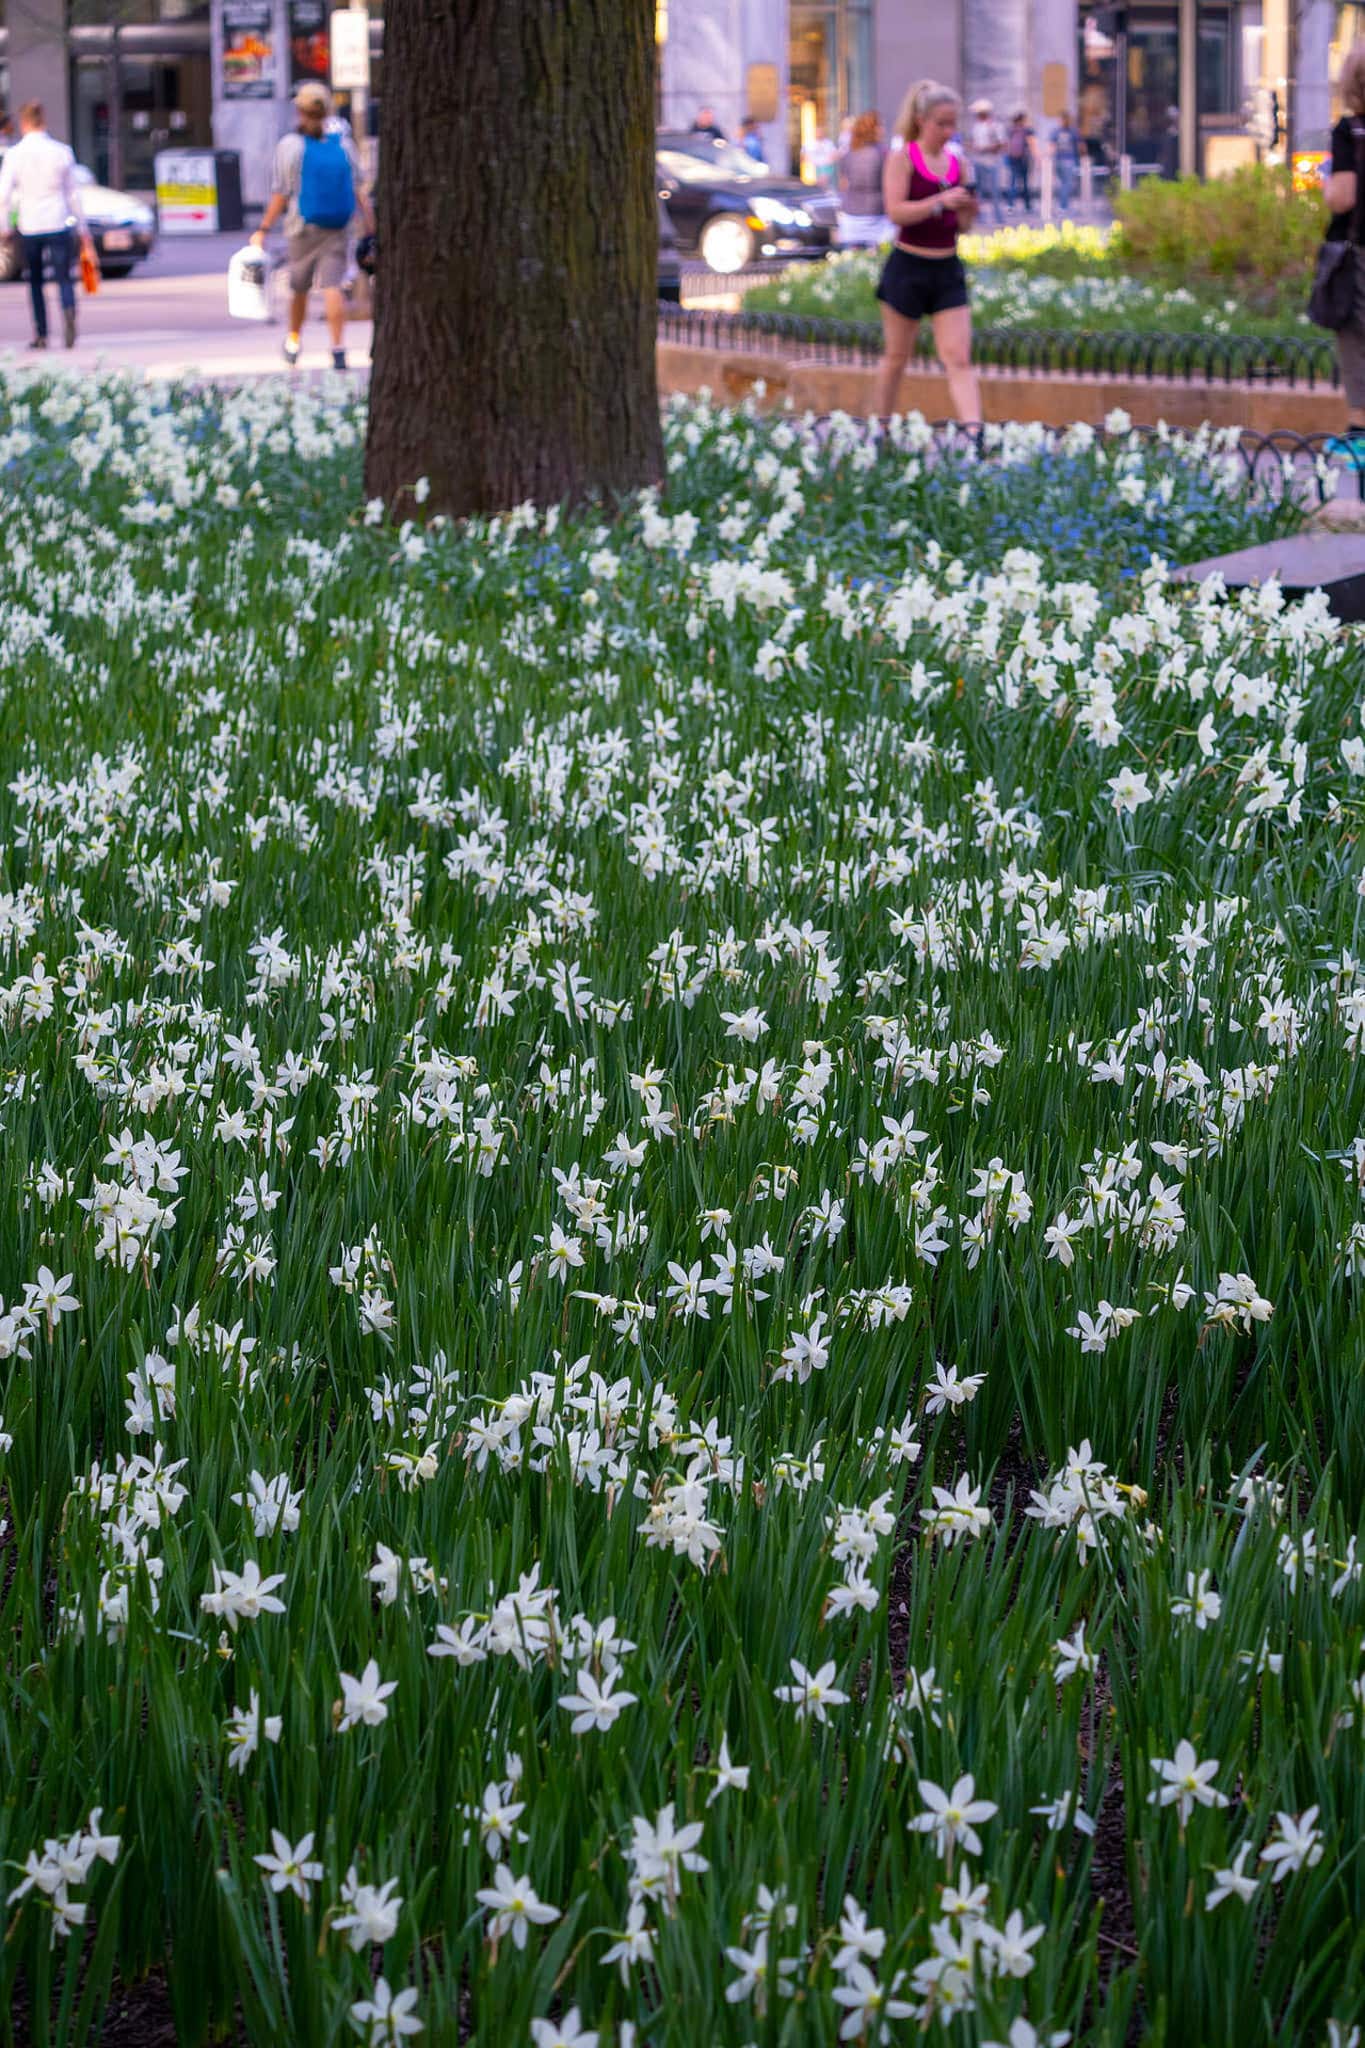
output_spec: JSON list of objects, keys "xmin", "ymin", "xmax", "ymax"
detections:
[{"xmin": 286, "ymin": 224, "xmax": 348, "ymax": 294}]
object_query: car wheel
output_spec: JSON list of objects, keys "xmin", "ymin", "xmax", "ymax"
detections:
[{"xmin": 699, "ymin": 213, "xmax": 754, "ymax": 276}]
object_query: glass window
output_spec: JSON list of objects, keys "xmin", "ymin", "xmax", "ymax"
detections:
[
  {"xmin": 659, "ymin": 135, "xmax": 765, "ymax": 176},
  {"xmin": 657, "ymin": 146, "xmax": 758, "ymax": 185},
  {"xmin": 71, "ymin": 44, "xmax": 212, "ymax": 190},
  {"xmin": 789, "ymin": 1, "xmax": 874, "ymax": 182},
  {"xmin": 1197, "ymin": 11, "xmax": 1232, "ymax": 115}
]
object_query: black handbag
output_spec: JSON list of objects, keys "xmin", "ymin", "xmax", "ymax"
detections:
[
  {"xmin": 0, "ymin": 229, "xmax": 20, "ymax": 285},
  {"xmin": 1309, "ymin": 133, "xmax": 1365, "ymax": 330}
]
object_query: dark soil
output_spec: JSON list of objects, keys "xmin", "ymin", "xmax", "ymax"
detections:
[{"xmin": 10, "ymin": 1967, "xmax": 249, "ymax": 2048}]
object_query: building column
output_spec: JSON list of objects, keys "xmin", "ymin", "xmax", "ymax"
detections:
[
  {"xmin": 7, "ymin": 0, "xmax": 71, "ymax": 143},
  {"xmin": 1295, "ymin": 0, "xmax": 1335, "ymax": 154},
  {"xmin": 659, "ymin": 0, "xmax": 746, "ymax": 140},
  {"xmin": 1178, "ymin": 0, "xmax": 1197, "ymax": 174},
  {"xmin": 962, "ymin": 0, "xmax": 1027, "ymax": 126},
  {"xmin": 1029, "ymin": 0, "xmax": 1079, "ymax": 143},
  {"xmin": 741, "ymin": 0, "xmax": 788, "ymax": 172},
  {"xmin": 210, "ymin": 0, "xmax": 294, "ymax": 214},
  {"xmin": 874, "ymin": 0, "xmax": 964, "ymax": 136}
]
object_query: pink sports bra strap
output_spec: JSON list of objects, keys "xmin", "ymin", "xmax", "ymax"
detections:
[{"xmin": 908, "ymin": 140, "xmax": 958, "ymax": 184}]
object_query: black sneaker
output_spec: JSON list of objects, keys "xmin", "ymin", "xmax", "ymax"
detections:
[
  {"xmin": 27, "ymin": 336, "xmax": 47, "ymax": 350},
  {"xmin": 63, "ymin": 307, "xmax": 76, "ymax": 349},
  {"xmin": 331, "ymin": 348, "xmax": 347, "ymax": 371}
]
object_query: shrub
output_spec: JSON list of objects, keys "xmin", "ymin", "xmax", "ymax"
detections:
[{"xmin": 1114, "ymin": 164, "xmax": 1323, "ymax": 310}]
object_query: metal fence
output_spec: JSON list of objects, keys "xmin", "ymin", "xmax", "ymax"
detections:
[
  {"xmin": 658, "ymin": 302, "xmax": 1341, "ymax": 389},
  {"xmin": 851, "ymin": 418, "xmax": 1365, "ymax": 502}
]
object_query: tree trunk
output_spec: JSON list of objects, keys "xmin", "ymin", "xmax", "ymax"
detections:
[{"xmin": 364, "ymin": 0, "xmax": 664, "ymax": 521}]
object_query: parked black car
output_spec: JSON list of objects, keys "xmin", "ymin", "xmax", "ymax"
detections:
[
  {"xmin": 657, "ymin": 195, "xmax": 682, "ymax": 303},
  {"xmin": 0, "ymin": 154, "xmax": 157, "ymax": 279},
  {"xmin": 656, "ymin": 133, "xmax": 836, "ymax": 275}
]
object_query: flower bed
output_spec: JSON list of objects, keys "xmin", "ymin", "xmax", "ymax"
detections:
[
  {"xmin": 2, "ymin": 374, "xmax": 1364, "ymax": 2048},
  {"xmin": 746, "ymin": 219, "xmax": 1315, "ymax": 339}
]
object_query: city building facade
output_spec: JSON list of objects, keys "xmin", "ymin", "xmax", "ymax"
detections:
[
  {"xmin": 0, "ymin": 0, "xmax": 378, "ymax": 205},
  {"xmin": 0, "ymin": 0, "xmax": 1351, "ymax": 208},
  {"xmin": 656, "ymin": 0, "xmax": 1345, "ymax": 175}
]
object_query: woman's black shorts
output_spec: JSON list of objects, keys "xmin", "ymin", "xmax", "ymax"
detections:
[{"xmin": 875, "ymin": 248, "xmax": 970, "ymax": 320}]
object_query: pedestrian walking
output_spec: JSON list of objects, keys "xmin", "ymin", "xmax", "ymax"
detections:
[
  {"xmin": 738, "ymin": 118, "xmax": 767, "ymax": 166},
  {"xmin": 967, "ymin": 98, "xmax": 1005, "ymax": 224},
  {"xmin": 1322, "ymin": 41, "xmax": 1365, "ymax": 455},
  {"xmin": 1051, "ymin": 110, "xmax": 1081, "ymax": 212},
  {"xmin": 875, "ymin": 79, "xmax": 980, "ymax": 424},
  {"xmin": 1004, "ymin": 111, "xmax": 1035, "ymax": 214},
  {"xmin": 803, "ymin": 127, "xmax": 839, "ymax": 192},
  {"xmin": 837, "ymin": 110, "xmax": 889, "ymax": 247},
  {"xmin": 251, "ymin": 81, "xmax": 373, "ymax": 371},
  {"xmin": 0, "ymin": 101, "xmax": 94, "ymax": 351}
]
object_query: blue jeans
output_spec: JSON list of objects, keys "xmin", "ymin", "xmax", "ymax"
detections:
[
  {"xmin": 23, "ymin": 229, "xmax": 75, "ymax": 340},
  {"xmin": 975, "ymin": 160, "xmax": 1004, "ymax": 223},
  {"xmin": 1006, "ymin": 157, "xmax": 1030, "ymax": 211},
  {"xmin": 1056, "ymin": 157, "xmax": 1078, "ymax": 209}
]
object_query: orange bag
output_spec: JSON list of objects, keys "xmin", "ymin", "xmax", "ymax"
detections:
[{"xmin": 80, "ymin": 244, "xmax": 99, "ymax": 296}]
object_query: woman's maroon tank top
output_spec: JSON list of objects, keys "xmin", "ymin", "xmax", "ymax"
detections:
[{"xmin": 897, "ymin": 141, "xmax": 963, "ymax": 253}]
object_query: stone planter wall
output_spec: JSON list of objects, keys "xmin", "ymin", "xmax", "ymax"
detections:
[{"xmin": 656, "ymin": 340, "xmax": 1347, "ymax": 436}]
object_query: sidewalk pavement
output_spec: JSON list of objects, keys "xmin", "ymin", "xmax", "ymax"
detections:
[{"xmin": 0, "ymin": 231, "xmax": 371, "ymax": 382}]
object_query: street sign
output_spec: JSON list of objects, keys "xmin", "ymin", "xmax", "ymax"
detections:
[
  {"xmin": 330, "ymin": 9, "xmax": 370, "ymax": 91},
  {"xmin": 154, "ymin": 150, "xmax": 219, "ymax": 234}
]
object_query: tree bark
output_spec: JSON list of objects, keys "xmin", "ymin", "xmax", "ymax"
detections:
[{"xmin": 364, "ymin": 0, "xmax": 664, "ymax": 521}]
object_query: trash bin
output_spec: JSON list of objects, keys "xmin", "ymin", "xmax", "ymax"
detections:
[{"xmin": 214, "ymin": 152, "xmax": 245, "ymax": 234}]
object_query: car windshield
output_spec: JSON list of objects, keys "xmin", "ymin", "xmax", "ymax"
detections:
[{"xmin": 657, "ymin": 140, "xmax": 761, "ymax": 183}]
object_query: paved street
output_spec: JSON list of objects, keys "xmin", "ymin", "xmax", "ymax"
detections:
[{"xmin": 0, "ymin": 232, "xmax": 373, "ymax": 380}]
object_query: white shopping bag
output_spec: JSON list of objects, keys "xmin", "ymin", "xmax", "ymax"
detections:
[{"xmin": 227, "ymin": 245, "xmax": 273, "ymax": 323}]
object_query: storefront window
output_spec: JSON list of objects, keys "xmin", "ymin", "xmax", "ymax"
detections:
[
  {"xmin": 1080, "ymin": 3, "xmax": 1237, "ymax": 175},
  {"xmin": 789, "ymin": 0, "xmax": 874, "ymax": 181},
  {"xmin": 1197, "ymin": 11, "xmax": 1232, "ymax": 114},
  {"xmin": 67, "ymin": 2, "xmax": 213, "ymax": 192},
  {"xmin": 1126, "ymin": 13, "xmax": 1179, "ymax": 172}
]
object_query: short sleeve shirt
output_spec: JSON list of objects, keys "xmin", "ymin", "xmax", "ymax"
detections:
[
  {"xmin": 1328, "ymin": 115, "xmax": 1362, "ymax": 242},
  {"xmin": 270, "ymin": 124, "xmax": 363, "ymax": 237}
]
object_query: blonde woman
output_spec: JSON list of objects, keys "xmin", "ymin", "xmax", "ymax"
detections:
[
  {"xmin": 874, "ymin": 81, "xmax": 981, "ymax": 423},
  {"xmin": 1324, "ymin": 41, "xmax": 1365, "ymax": 454}
]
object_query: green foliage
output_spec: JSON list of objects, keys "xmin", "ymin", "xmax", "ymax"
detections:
[
  {"xmin": 743, "ymin": 181, "xmax": 1322, "ymax": 333},
  {"xmin": 1113, "ymin": 165, "xmax": 1325, "ymax": 311},
  {"xmin": 0, "ymin": 374, "xmax": 1361, "ymax": 2048}
]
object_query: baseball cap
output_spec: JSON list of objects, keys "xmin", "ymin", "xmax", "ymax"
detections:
[{"xmin": 295, "ymin": 81, "xmax": 331, "ymax": 115}]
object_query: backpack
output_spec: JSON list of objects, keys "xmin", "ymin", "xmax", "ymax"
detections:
[{"xmin": 298, "ymin": 133, "xmax": 355, "ymax": 230}]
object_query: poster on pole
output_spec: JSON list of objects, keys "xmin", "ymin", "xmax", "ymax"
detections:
[
  {"xmin": 330, "ymin": 9, "xmax": 370, "ymax": 92},
  {"xmin": 289, "ymin": 0, "xmax": 330, "ymax": 87},
  {"xmin": 221, "ymin": 0, "xmax": 276, "ymax": 100}
]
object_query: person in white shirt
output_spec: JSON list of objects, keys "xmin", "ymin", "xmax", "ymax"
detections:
[
  {"xmin": 0, "ymin": 101, "xmax": 94, "ymax": 350},
  {"xmin": 967, "ymin": 99, "xmax": 1005, "ymax": 224}
]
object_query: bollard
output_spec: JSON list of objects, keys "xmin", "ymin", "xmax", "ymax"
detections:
[
  {"xmin": 1119, "ymin": 153, "xmax": 1134, "ymax": 190},
  {"xmin": 1080, "ymin": 156, "xmax": 1093, "ymax": 211}
]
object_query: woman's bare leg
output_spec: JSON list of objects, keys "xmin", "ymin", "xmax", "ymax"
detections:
[
  {"xmin": 875, "ymin": 302, "xmax": 919, "ymax": 418},
  {"xmin": 932, "ymin": 302, "xmax": 981, "ymax": 426}
]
